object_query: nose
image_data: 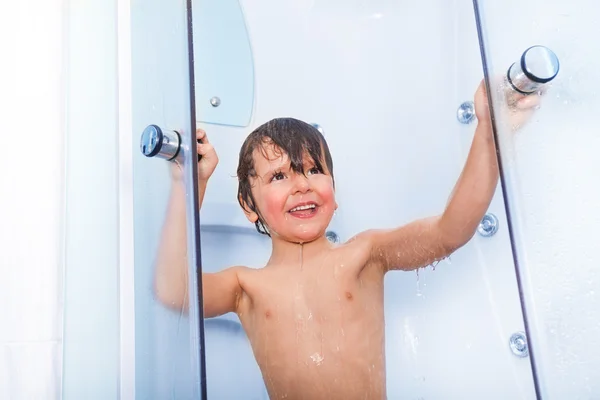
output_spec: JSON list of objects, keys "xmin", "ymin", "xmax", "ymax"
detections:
[{"xmin": 292, "ymin": 173, "xmax": 311, "ymax": 194}]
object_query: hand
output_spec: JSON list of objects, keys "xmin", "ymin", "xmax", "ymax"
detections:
[
  {"xmin": 170, "ymin": 128, "xmax": 219, "ymax": 183},
  {"xmin": 473, "ymin": 78, "xmax": 542, "ymax": 132},
  {"xmin": 504, "ymin": 87, "xmax": 543, "ymax": 132}
]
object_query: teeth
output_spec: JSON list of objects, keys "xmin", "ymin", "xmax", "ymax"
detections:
[{"xmin": 290, "ymin": 204, "xmax": 316, "ymax": 212}]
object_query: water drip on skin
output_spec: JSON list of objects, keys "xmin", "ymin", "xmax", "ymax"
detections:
[
  {"xmin": 295, "ymin": 243, "xmax": 305, "ymax": 364},
  {"xmin": 429, "ymin": 255, "xmax": 451, "ymax": 272},
  {"xmin": 310, "ymin": 352, "xmax": 324, "ymax": 366}
]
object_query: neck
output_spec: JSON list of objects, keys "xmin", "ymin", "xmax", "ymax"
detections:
[{"xmin": 267, "ymin": 234, "xmax": 332, "ymax": 267}]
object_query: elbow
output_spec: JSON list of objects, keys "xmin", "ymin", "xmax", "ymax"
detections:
[
  {"xmin": 153, "ymin": 277, "xmax": 187, "ymax": 311},
  {"xmin": 438, "ymin": 217, "xmax": 478, "ymax": 256}
]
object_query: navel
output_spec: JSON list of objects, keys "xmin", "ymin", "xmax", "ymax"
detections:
[
  {"xmin": 265, "ymin": 310, "xmax": 272, "ymax": 318},
  {"xmin": 345, "ymin": 291, "xmax": 353, "ymax": 300}
]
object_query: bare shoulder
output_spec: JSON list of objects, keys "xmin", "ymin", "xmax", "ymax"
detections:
[
  {"xmin": 229, "ymin": 265, "xmax": 270, "ymax": 294},
  {"xmin": 232, "ymin": 264, "xmax": 264, "ymax": 277},
  {"xmin": 340, "ymin": 230, "xmax": 382, "ymax": 276}
]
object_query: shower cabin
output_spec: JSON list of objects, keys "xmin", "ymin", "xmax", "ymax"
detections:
[{"xmin": 2, "ymin": 0, "xmax": 599, "ymax": 399}]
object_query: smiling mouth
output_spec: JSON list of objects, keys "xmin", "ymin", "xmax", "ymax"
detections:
[
  {"xmin": 289, "ymin": 204, "xmax": 316, "ymax": 212},
  {"xmin": 288, "ymin": 203, "xmax": 318, "ymax": 218}
]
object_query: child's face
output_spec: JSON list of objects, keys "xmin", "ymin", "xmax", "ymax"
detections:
[{"xmin": 246, "ymin": 144, "xmax": 336, "ymax": 243}]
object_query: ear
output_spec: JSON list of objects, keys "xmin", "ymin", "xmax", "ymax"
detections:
[
  {"xmin": 239, "ymin": 195, "xmax": 259, "ymax": 223},
  {"xmin": 244, "ymin": 209, "xmax": 259, "ymax": 224}
]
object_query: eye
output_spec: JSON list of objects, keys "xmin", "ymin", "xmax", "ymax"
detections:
[
  {"xmin": 270, "ymin": 171, "xmax": 285, "ymax": 182},
  {"xmin": 307, "ymin": 167, "xmax": 321, "ymax": 175}
]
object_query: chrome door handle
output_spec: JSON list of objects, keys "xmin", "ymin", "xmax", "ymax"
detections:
[
  {"xmin": 507, "ymin": 45, "xmax": 560, "ymax": 95},
  {"xmin": 140, "ymin": 124, "xmax": 181, "ymax": 161}
]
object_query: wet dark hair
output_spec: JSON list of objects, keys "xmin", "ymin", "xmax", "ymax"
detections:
[{"xmin": 237, "ymin": 117, "xmax": 334, "ymax": 236}]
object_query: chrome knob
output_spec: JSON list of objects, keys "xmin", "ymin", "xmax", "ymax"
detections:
[
  {"xmin": 457, "ymin": 101, "xmax": 476, "ymax": 124},
  {"xmin": 210, "ymin": 96, "xmax": 221, "ymax": 107},
  {"xmin": 326, "ymin": 231, "xmax": 339, "ymax": 243},
  {"xmin": 310, "ymin": 123, "xmax": 325, "ymax": 135},
  {"xmin": 477, "ymin": 213, "xmax": 499, "ymax": 237},
  {"xmin": 507, "ymin": 45, "xmax": 560, "ymax": 94},
  {"xmin": 140, "ymin": 124, "xmax": 181, "ymax": 161},
  {"xmin": 509, "ymin": 331, "xmax": 529, "ymax": 358}
]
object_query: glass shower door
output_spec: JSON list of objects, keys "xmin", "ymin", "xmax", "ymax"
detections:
[
  {"xmin": 473, "ymin": 0, "xmax": 600, "ymax": 398},
  {"xmin": 130, "ymin": 0, "xmax": 206, "ymax": 398}
]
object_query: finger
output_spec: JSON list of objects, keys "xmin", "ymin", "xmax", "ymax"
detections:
[
  {"xmin": 515, "ymin": 94, "xmax": 541, "ymax": 110},
  {"xmin": 197, "ymin": 142, "xmax": 215, "ymax": 157},
  {"xmin": 171, "ymin": 160, "xmax": 182, "ymax": 171},
  {"xmin": 196, "ymin": 128, "xmax": 209, "ymax": 144}
]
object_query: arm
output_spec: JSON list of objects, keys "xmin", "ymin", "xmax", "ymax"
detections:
[
  {"xmin": 368, "ymin": 118, "xmax": 497, "ymax": 272},
  {"xmin": 153, "ymin": 129, "xmax": 242, "ymax": 316},
  {"xmin": 153, "ymin": 179, "xmax": 207, "ymax": 311},
  {"xmin": 369, "ymin": 81, "xmax": 539, "ymax": 272},
  {"xmin": 154, "ymin": 184, "xmax": 242, "ymax": 316}
]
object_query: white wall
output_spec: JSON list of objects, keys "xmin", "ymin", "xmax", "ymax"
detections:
[
  {"xmin": 61, "ymin": 0, "xmax": 121, "ymax": 398},
  {"xmin": 476, "ymin": 0, "xmax": 600, "ymax": 398},
  {"xmin": 0, "ymin": 1, "xmax": 65, "ymax": 398},
  {"xmin": 196, "ymin": 0, "xmax": 538, "ymax": 398}
]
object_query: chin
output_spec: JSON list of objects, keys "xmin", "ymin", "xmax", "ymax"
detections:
[{"xmin": 290, "ymin": 227, "xmax": 327, "ymax": 244}]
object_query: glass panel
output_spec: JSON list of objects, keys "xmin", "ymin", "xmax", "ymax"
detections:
[
  {"xmin": 193, "ymin": 0, "xmax": 254, "ymax": 127},
  {"xmin": 131, "ymin": 0, "xmax": 206, "ymax": 398},
  {"xmin": 474, "ymin": 0, "xmax": 600, "ymax": 397}
]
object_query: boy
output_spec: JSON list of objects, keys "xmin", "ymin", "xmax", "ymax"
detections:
[{"xmin": 154, "ymin": 81, "xmax": 540, "ymax": 399}]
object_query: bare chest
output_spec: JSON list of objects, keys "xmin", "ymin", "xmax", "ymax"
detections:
[
  {"xmin": 239, "ymin": 264, "xmax": 384, "ymax": 357},
  {"xmin": 240, "ymin": 271, "xmax": 386, "ymax": 399}
]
